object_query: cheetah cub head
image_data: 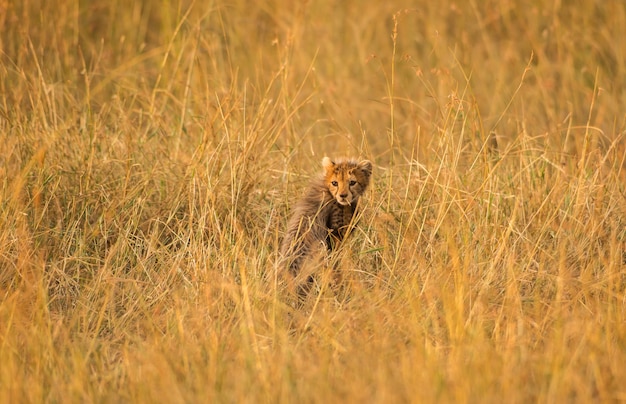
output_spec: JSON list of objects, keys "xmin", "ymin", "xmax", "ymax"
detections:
[{"xmin": 322, "ymin": 157, "xmax": 373, "ymax": 206}]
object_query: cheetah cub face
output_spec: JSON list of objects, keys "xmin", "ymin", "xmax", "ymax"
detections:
[{"xmin": 322, "ymin": 157, "xmax": 373, "ymax": 206}]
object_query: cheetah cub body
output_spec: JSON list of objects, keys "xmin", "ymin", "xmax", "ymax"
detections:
[{"xmin": 280, "ymin": 157, "xmax": 373, "ymax": 290}]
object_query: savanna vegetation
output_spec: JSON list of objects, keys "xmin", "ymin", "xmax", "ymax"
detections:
[{"xmin": 1, "ymin": 0, "xmax": 625, "ymax": 402}]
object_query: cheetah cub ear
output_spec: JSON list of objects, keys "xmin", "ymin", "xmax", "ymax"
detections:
[
  {"xmin": 322, "ymin": 157, "xmax": 335, "ymax": 172},
  {"xmin": 357, "ymin": 160, "xmax": 373, "ymax": 177}
]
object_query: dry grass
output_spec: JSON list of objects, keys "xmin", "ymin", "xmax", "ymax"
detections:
[{"xmin": 1, "ymin": 0, "xmax": 626, "ymax": 402}]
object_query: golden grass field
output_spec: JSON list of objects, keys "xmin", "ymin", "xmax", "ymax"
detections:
[{"xmin": 1, "ymin": 0, "xmax": 626, "ymax": 402}]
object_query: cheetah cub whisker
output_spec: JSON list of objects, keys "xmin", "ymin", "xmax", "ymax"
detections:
[{"xmin": 280, "ymin": 157, "xmax": 373, "ymax": 297}]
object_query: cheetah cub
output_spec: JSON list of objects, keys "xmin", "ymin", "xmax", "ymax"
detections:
[{"xmin": 280, "ymin": 157, "xmax": 373, "ymax": 295}]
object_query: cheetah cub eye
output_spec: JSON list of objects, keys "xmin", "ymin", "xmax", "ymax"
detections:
[
  {"xmin": 331, "ymin": 181, "xmax": 338, "ymax": 186},
  {"xmin": 349, "ymin": 180, "xmax": 357, "ymax": 186}
]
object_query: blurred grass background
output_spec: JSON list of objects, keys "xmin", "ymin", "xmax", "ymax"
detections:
[{"xmin": 1, "ymin": 0, "xmax": 625, "ymax": 402}]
